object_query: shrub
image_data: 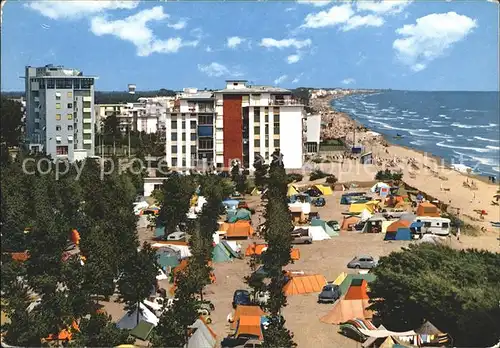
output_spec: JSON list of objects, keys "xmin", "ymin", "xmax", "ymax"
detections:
[
  {"xmin": 325, "ymin": 175, "xmax": 338, "ymax": 184},
  {"xmin": 312, "ymin": 157, "xmax": 323, "ymax": 163},
  {"xmin": 287, "ymin": 173, "xmax": 303, "ymax": 183},
  {"xmin": 310, "ymin": 170, "xmax": 328, "ymax": 181},
  {"xmin": 375, "ymin": 169, "xmax": 403, "ymax": 182}
]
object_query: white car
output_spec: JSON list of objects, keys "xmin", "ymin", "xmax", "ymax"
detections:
[{"xmin": 167, "ymin": 232, "xmax": 186, "ymax": 241}]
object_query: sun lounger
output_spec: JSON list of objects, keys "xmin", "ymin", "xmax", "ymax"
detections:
[
  {"xmin": 438, "ymin": 175, "xmax": 448, "ymax": 181},
  {"xmin": 491, "ymin": 201, "xmax": 499, "ymax": 206}
]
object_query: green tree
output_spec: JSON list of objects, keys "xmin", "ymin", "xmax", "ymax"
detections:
[
  {"xmin": 157, "ymin": 173, "xmax": 196, "ymax": 236},
  {"xmin": 117, "ymin": 242, "xmax": 160, "ymax": 326},
  {"xmin": 69, "ymin": 313, "xmax": 134, "ymax": 347},
  {"xmin": 369, "ymin": 244, "xmax": 500, "ymax": 347},
  {"xmin": 253, "ymin": 154, "xmax": 269, "ymax": 189},
  {"xmin": 259, "ymin": 150, "xmax": 296, "ymax": 347},
  {"xmin": 0, "ymin": 96, "xmax": 23, "ymax": 147}
]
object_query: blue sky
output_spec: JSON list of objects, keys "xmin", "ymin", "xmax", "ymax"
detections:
[{"xmin": 2, "ymin": 0, "xmax": 499, "ymax": 91}]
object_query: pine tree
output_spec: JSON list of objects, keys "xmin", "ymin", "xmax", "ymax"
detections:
[
  {"xmin": 253, "ymin": 154, "xmax": 269, "ymax": 189},
  {"xmin": 117, "ymin": 242, "xmax": 160, "ymax": 326}
]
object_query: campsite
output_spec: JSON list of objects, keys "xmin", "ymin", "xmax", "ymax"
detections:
[{"xmin": 113, "ymin": 178, "xmax": 499, "ymax": 348}]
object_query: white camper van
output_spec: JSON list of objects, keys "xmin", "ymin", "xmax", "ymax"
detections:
[{"xmin": 415, "ymin": 217, "xmax": 451, "ymax": 236}]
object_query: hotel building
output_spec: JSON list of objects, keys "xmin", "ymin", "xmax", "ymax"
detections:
[{"xmin": 25, "ymin": 64, "xmax": 97, "ymax": 161}]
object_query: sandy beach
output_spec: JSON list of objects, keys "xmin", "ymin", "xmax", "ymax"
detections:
[{"xmin": 310, "ymin": 94, "xmax": 500, "ymax": 234}]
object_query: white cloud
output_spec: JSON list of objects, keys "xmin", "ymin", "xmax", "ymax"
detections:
[
  {"xmin": 285, "ymin": 7, "xmax": 296, "ymax": 12},
  {"xmin": 25, "ymin": 0, "xmax": 139, "ymax": 20},
  {"xmin": 287, "ymin": 54, "xmax": 301, "ymax": 64},
  {"xmin": 342, "ymin": 14, "xmax": 384, "ymax": 31},
  {"xmin": 227, "ymin": 36, "xmax": 245, "ymax": 48},
  {"xmin": 274, "ymin": 75, "xmax": 288, "ymax": 85},
  {"xmin": 301, "ymin": 4, "xmax": 354, "ymax": 28},
  {"xmin": 198, "ymin": 62, "xmax": 243, "ymax": 78},
  {"xmin": 393, "ymin": 12, "xmax": 477, "ymax": 72},
  {"xmin": 342, "ymin": 78, "xmax": 356, "ymax": 85},
  {"xmin": 356, "ymin": 0, "xmax": 412, "ymax": 15},
  {"xmin": 292, "ymin": 73, "xmax": 304, "ymax": 84},
  {"xmin": 260, "ymin": 38, "xmax": 312, "ymax": 49},
  {"xmin": 168, "ymin": 19, "xmax": 187, "ymax": 30},
  {"xmin": 90, "ymin": 6, "xmax": 198, "ymax": 57},
  {"xmin": 205, "ymin": 46, "xmax": 213, "ymax": 52},
  {"xmin": 297, "ymin": 0, "xmax": 333, "ymax": 7}
]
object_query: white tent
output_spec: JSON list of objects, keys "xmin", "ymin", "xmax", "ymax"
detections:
[
  {"xmin": 152, "ymin": 243, "xmax": 192, "ymax": 259},
  {"xmin": 359, "ymin": 209, "xmax": 372, "ymax": 222},
  {"xmin": 288, "ymin": 202, "xmax": 311, "ymax": 214},
  {"xmin": 294, "ymin": 226, "xmax": 331, "ymax": 241},
  {"xmin": 116, "ymin": 302, "xmax": 159, "ymax": 330},
  {"xmin": 186, "ymin": 319, "xmax": 216, "ymax": 348},
  {"xmin": 370, "ymin": 182, "xmax": 390, "ymax": 193},
  {"xmin": 156, "ymin": 268, "xmax": 168, "ymax": 280},
  {"xmin": 194, "ymin": 196, "xmax": 207, "ymax": 213}
]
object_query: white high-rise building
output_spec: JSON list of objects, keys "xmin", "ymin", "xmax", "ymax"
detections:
[{"xmin": 25, "ymin": 65, "xmax": 98, "ymax": 161}]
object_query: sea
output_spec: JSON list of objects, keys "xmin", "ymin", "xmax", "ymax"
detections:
[{"xmin": 332, "ymin": 90, "xmax": 500, "ymax": 177}]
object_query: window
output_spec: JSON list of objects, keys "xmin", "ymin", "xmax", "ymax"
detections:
[
  {"xmin": 191, "ymin": 133, "xmax": 197, "ymax": 141},
  {"xmin": 56, "ymin": 146, "xmax": 68, "ymax": 155},
  {"xmin": 182, "ymin": 133, "xmax": 186, "ymax": 141},
  {"xmin": 68, "ymin": 125, "xmax": 73, "ymax": 131},
  {"xmin": 47, "ymin": 79, "xmax": 55, "ymax": 89},
  {"xmin": 199, "ymin": 138, "xmax": 213, "ymax": 150},
  {"xmin": 83, "ymin": 101, "xmax": 91, "ymax": 108},
  {"xmin": 254, "ymin": 126, "xmax": 260, "ymax": 135},
  {"xmin": 73, "ymin": 79, "xmax": 80, "ymax": 89},
  {"xmin": 171, "ymin": 158, "xmax": 178, "ymax": 167},
  {"xmin": 67, "ymin": 103, "xmax": 73, "ymax": 109},
  {"xmin": 56, "ymin": 114, "xmax": 61, "ymax": 120},
  {"xmin": 265, "ymin": 139, "xmax": 269, "ymax": 148},
  {"xmin": 182, "ymin": 121, "xmax": 186, "ymax": 129},
  {"xmin": 64, "ymin": 79, "xmax": 73, "ymax": 89},
  {"xmin": 182, "ymin": 146, "xmax": 186, "ymax": 153},
  {"xmin": 182, "ymin": 159, "xmax": 186, "ymax": 167},
  {"xmin": 56, "ymin": 103, "xmax": 61, "ymax": 109},
  {"xmin": 67, "ymin": 91, "xmax": 73, "ymax": 98},
  {"xmin": 254, "ymin": 107, "xmax": 260, "ymax": 118},
  {"xmin": 171, "ymin": 133, "xmax": 177, "ymax": 141},
  {"xmin": 171, "ymin": 120, "xmax": 177, "ymax": 129},
  {"xmin": 81, "ymin": 78, "xmax": 94, "ymax": 89},
  {"xmin": 56, "ymin": 95, "xmax": 61, "ymax": 101},
  {"xmin": 274, "ymin": 139, "xmax": 280, "ymax": 148},
  {"xmin": 67, "ymin": 114, "xmax": 73, "ymax": 120},
  {"xmin": 265, "ymin": 113, "xmax": 269, "ymax": 123},
  {"xmin": 273, "ymin": 107, "xmax": 280, "ymax": 114},
  {"xmin": 190, "ymin": 120, "xmax": 197, "ymax": 128},
  {"xmin": 191, "ymin": 146, "xmax": 197, "ymax": 154},
  {"xmin": 171, "ymin": 145, "xmax": 177, "ymax": 153},
  {"xmin": 254, "ymin": 139, "xmax": 260, "ymax": 148},
  {"xmin": 199, "ymin": 115, "xmax": 213, "ymax": 124},
  {"xmin": 274, "ymin": 125, "xmax": 280, "ymax": 134},
  {"xmin": 56, "ymin": 79, "xmax": 65, "ymax": 89},
  {"xmin": 83, "ymin": 134, "xmax": 91, "ymax": 140},
  {"xmin": 274, "ymin": 113, "xmax": 280, "ymax": 123},
  {"xmin": 56, "ymin": 125, "xmax": 61, "ymax": 131},
  {"xmin": 424, "ymin": 222, "xmax": 431, "ymax": 228},
  {"xmin": 265, "ymin": 124, "xmax": 269, "ymax": 135},
  {"xmin": 233, "ymin": 82, "xmax": 238, "ymax": 86},
  {"xmin": 442, "ymin": 222, "xmax": 449, "ymax": 229}
]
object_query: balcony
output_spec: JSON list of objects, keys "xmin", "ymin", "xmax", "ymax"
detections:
[
  {"xmin": 270, "ymin": 98, "xmax": 303, "ymax": 106},
  {"xmin": 83, "ymin": 107, "xmax": 92, "ymax": 113},
  {"xmin": 34, "ymin": 97, "xmax": 39, "ymax": 102},
  {"xmin": 83, "ymin": 96, "xmax": 92, "ymax": 102},
  {"xmin": 83, "ymin": 118, "xmax": 92, "ymax": 123},
  {"xmin": 83, "ymin": 128, "xmax": 92, "ymax": 134},
  {"xmin": 83, "ymin": 139, "xmax": 92, "ymax": 145},
  {"xmin": 34, "ymin": 118, "xmax": 40, "ymax": 123},
  {"xmin": 34, "ymin": 108, "xmax": 40, "ymax": 113}
]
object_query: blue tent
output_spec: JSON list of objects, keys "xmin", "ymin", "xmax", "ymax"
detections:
[
  {"xmin": 155, "ymin": 225, "xmax": 165, "ymax": 238},
  {"xmin": 222, "ymin": 199, "xmax": 240, "ymax": 210},
  {"xmin": 384, "ymin": 231, "xmax": 396, "ymax": 241},
  {"xmin": 212, "ymin": 243, "xmax": 232, "ymax": 263},
  {"xmin": 228, "ymin": 209, "xmax": 252, "ymax": 223},
  {"xmin": 395, "ymin": 228, "xmax": 412, "ymax": 240},
  {"xmin": 410, "ymin": 221, "xmax": 423, "ymax": 234}
]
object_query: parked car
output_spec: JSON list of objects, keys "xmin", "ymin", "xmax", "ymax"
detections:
[
  {"xmin": 167, "ymin": 232, "xmax": 186, "ymax": 241},
  {"xmin": 305, "ymin": 188, "xmax": 321, "ymax": 197},
  {"xmin": 290, "ymin": 230, "xmax": 313, "ymax": 244},
  {"xmin": 382, "ymin": 209, "xmax": 406, "ymax": 219},
  {"xmin": 317, "ymin": 284, "xmax": 341, "ymax": 303},
  {"xmin": 234, "ymin": 339, "xmax": 263, "ymax": 348},
  {"xmin": 327, "ymin": 220, "xmax": 340, "ymax": 232},
  {"xmin": 313, "ymin": 197, "xmax": 326, "ymax": 207},
  {"xmin": 232, "ymin": 290, "xmax": 251, "ymax": 308},
  {"xmin": 347, "ymin": 256, "xmax": 378, "ymax": 269}
]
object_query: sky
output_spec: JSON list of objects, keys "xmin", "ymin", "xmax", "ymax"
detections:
[{"xmin": 1, "ymin": 0, "xmax": 499, "ymax": 91}]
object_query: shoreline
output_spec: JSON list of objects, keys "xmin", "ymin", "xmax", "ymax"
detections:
[{"xmin": 310, "ymin": 93, "xmax": 500, "ymax": 233}]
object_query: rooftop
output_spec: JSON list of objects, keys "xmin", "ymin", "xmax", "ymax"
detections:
[
  {"xmin": 216, "ymin": 85, "xmax": 291, "ymax": 94},
  {"xmin": 179, "ymin": 91, "xmax": 214, "ymax": 100}
]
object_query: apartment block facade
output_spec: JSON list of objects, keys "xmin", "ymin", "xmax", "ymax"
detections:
[{"xmin": 25, "ymin": 65, "xmax": 97, "ymax": 161}]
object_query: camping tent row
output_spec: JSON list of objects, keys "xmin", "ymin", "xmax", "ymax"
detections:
[
  {"xmin": 245, "ymin": 243, "xmax": 300, "ymax": 261},
  {"xmin": 218, "ymin": 220, "xmax": 254, "ymax": 239},
  {"xmin": 293, "ymin": 221, "xmax": 339, "ymax": 240}
]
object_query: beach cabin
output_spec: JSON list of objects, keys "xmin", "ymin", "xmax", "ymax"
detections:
[
  {"xmin": 360, "ymin": 152, "xmax": 373, "ymax": 165},
  {"xmin": 414, "ymin": 217, "xmax": 451, "ymax": 236},
  {"xmin": 416, "ymin": 201, "xmax": 440, "ymax": 217}
]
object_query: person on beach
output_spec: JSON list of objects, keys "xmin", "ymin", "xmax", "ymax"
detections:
[{"xmin": 456, "ymin": 227, "xmax": 461, "ymax": 242}]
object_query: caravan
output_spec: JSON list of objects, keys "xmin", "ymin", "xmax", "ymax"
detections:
[{"xmin": 414, "ymin": 217, "xmax": 451, "ymax": 236}]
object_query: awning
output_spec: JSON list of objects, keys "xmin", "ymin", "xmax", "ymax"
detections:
[
  {"xmin": 67, "ymin": 135, "xmax": 74, "ymax": 142},
  {"xmin": 55, "ymin": 136, "xmax": 62, "ymax": 142},
  {"xmin": 55, "ymin": 92, "xmax": 61, "ymax": 97},
  {"xmin": 358, "ymin": 328, "xmax": 416, "ymax": 338}
]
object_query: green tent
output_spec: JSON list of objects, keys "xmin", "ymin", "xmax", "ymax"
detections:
[
  {"xmin": 311, "ymin": 219, "xmax": 339, "ymax": 237},
  {"xmin": 156, "ymin": 253, "xmax": 179, "ymax": 269},
  {"xmin": 228, "ymin": 208, "xmax": 251, "ymax": 223},
  {"xmin": 212, "ymin": 243, "xmax": 232, "ymax": 263},
  {"xmin": 339, "ymin": 273, "xmax": 376, "ymax": 295},
  {"xmin": 129, "ymin": 320, "xmax": 155, "ymax": 341},
  {"xmin": 154, "ymin": 225, "xmax": 165, "ymax": 238}
]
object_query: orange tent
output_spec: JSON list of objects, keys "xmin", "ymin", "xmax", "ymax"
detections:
[
  {"xmin": 245, "ymin": 244, "xmax": 300, "ymax": 261},
  {"xmin": 230, "ymin": 305, "xmax": 266, "ymax": 330},
  {"xmin": 320, "ymin": 298, "xmax": 373, "ymax": 324},
  {"xmin": 154, "ymin": 240, "xmax": 189, "ymax": 246},
  {"xmin": 341, "ymin": 216, "xmax": 360, "ymax": 231},
  {"xmin": 416, "ymin": 202, "xmax": 440, "ymax": 217},
  {"xmin": 170, "ymin": 259, "xmax": 216, "ymax": 295},
  {"xmin": 221, "ymin": 221, "xmax": 254, "ymax": 238},
  {"xmin": 344, "ymin": 279, "xmax": 369, "ymax": 300},
  {"xmin": 70, "ymin": 229, "xmax": 80, "ymax": 245},
  {"xmin": 9, "ymin": 251, "xmax": 29, "ymax": 262},
  {"xmin": 46, "ymin": 320, "xmax": 80, "ymax": 342},
  {"xmin": 386, "ymin": 219, "xmax": 411, "ymax": 233},
  {"xmin": 235, "ymin": 315, "xmax": 263, "ymax": 340},
  {"xmin": 283, "ymin": 274, "xmax": 327, "ymax": 296}
]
